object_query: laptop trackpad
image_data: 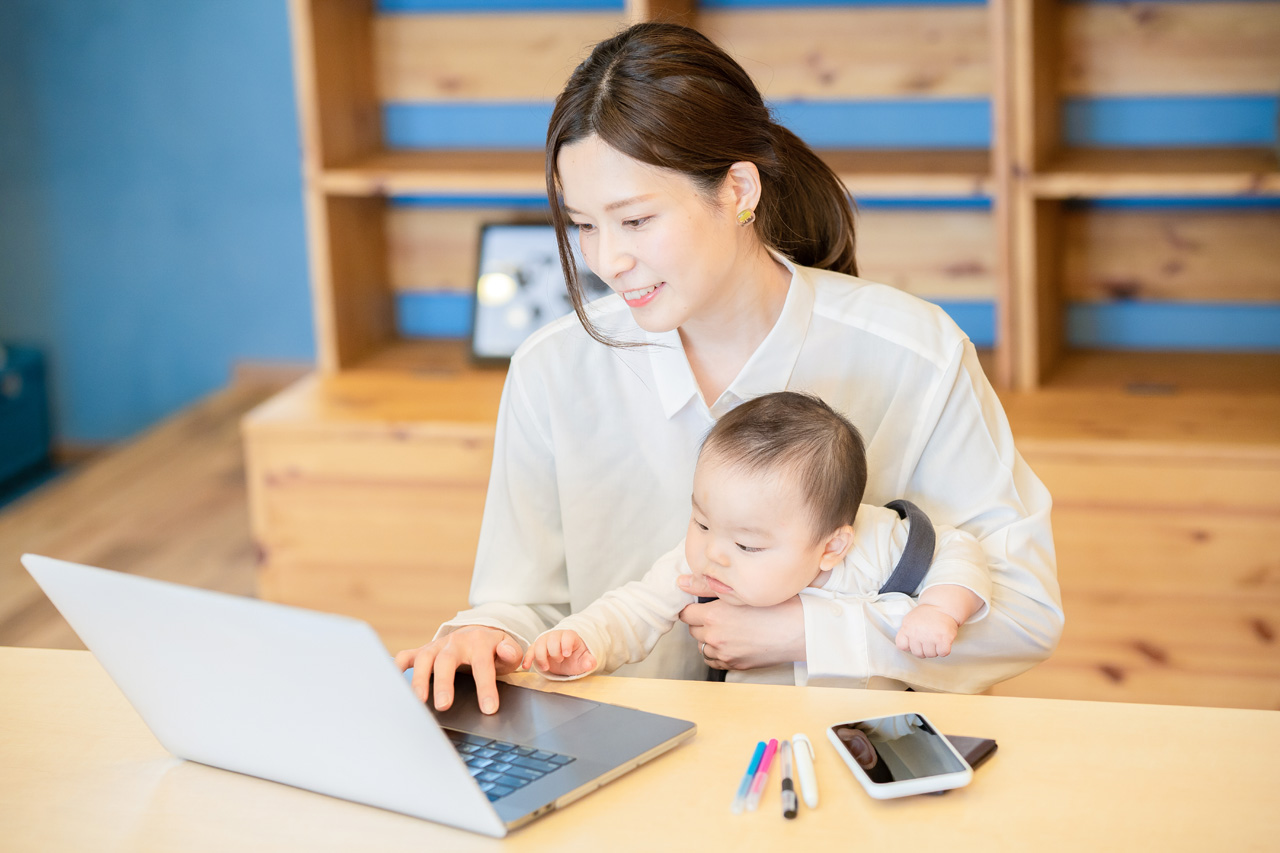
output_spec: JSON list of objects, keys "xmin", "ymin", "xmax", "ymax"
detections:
[{"xmin": 429, "ymin": 676, "xmax": 596, "ymax": 744}]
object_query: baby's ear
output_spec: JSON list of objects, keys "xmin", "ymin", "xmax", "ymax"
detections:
[{"xmin": 820, "ymin": 525, "xmax": 856, "ymax": 568}]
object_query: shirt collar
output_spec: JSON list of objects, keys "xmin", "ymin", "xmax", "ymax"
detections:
[{"xmin": 646, "ymin": 253, "xmax": 815, "ymax": 420}]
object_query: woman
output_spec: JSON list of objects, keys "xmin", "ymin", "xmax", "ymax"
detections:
[{"xmin": 396, "ymin": 23, "xmax": 1062, "ymax": 715}]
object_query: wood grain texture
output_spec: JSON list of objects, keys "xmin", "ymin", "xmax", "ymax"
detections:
[
  {"xmin": 1061, "ymin": 1, "xmax": 1280, "ymax": 96},
  {"xmin": 700, "ymin": 6, "xmax": 991, "ymax": 99},
  {"xmin": 374, "ymin": 12, "xmax": 622, "ymax": 102},
  {"xmin": 318, "ymin": 195, "xmax": 395, "ymax": 371},
  {"xmin": 1034, "ymin": 148, "xmax": 1280, "ymax": 198},
  {"xmin": 291, "ymin": 0, "xmax": 381, "ymax": 170},
  {"xmin": 375, "ymin": 7, "xmax": 991, "ymax": 103},
  {"xmin": 625, "ymin": 0, "xmax": 696, "ymax": 27},
  {"xmin": 1062, "ymin": 208, "xmax": 1280, "ymax": 303},
  {"xmin": 852, "ymin": 208, "xmax": 997, "ymax": 300},
  {"xmin": 1034, "ymin": 350, "xmax": 1280, "ymax": 395}
]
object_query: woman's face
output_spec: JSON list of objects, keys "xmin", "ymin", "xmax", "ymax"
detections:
[{"xmin": 556, "ymin": 135, "xmax": 746, "ymax": 334}]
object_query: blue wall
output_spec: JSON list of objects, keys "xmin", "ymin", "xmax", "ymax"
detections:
[{"xmin": 0, "ymin": 0, "xmax": 313, "ymax": 445}]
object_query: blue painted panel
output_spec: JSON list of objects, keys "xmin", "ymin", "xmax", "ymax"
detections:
[
  {"xmin": 385, "ymin": 99, "xmax": 991, "ymax": 149},
  {"xmin": 933, "ymin": 301, "xmax": 995, "ymax": 348},
  {"xmin": 856, "ymin": 197, "xmax": 991, "ymax": 210},
  {"xmin": 398, "ymin": 292, "xmax": 475, "ymax": 338},
  {"xmin": 1067, "ymin": 303, "xmax": 1280, "ymax": 351},
  {"xmin": 772, "ymin": 100, "xmax": 990, "ymax": 148},
  {"xmin": 1063, "ymin": 96, "xmax": 1279, "ymax": 148},
  {"xmin": 385, "ymin": 103, "xmax": 555, "ymax": 149}
]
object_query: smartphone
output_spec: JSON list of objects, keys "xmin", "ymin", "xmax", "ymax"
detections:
[
  {"xmin": 827, "ymin": 713, "xmax": 973, "ymax": 799},
  {"xmin": 945, "ymin": 735, "xmax": 998, "ymax": 771}
]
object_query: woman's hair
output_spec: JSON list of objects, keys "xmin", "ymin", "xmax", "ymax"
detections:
[
  {"xmin": 545, "ymin": 22, "xmax": 858, "ymax": 346},
  {"xmin": 699, "ymin": 392, "xmax": 867, "ymax": 540}
]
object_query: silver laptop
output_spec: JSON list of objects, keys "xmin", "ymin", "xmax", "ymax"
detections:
[{"xmin": 22, "ymin": 554, "xmax": 696, "ymax": 837}]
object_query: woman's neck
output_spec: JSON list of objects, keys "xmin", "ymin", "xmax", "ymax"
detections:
[{"xmin": 679, "ymin": 246, "xmax": 792, "ymax": 406}]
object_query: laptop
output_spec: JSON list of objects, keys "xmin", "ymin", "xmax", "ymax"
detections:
[{"xmin": 21, "ymin": 554, "xmax": 696, "ymax": 837}]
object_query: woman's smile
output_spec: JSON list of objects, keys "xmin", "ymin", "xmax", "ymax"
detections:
[{"xmin": 621, "ymin": 282, "xmax": 664, "ymax": 307}]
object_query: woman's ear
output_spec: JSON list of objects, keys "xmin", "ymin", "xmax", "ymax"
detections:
[
  {"xmin": 819, "ymin": 524, "xmax": 856, "ymax": 569},
  {"xmin": 722, "ymin": 160, "xmax": 763, "ymax": 218}
]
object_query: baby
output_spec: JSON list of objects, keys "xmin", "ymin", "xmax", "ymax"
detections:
[{"xmin": 523, "ymin": 391, "xmax": 991, "ymax": 683}]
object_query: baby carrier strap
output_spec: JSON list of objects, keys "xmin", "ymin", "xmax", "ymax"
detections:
[{"xmin": 877, "ymin": 499, "xmax": 936, "ymax": 596}]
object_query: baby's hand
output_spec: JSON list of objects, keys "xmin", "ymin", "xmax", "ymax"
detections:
[
  {"xmin": 896, "ymin": 605, "xmax": 960, "ymax": 659},
  {"xmin": 522, "ymin": 630, "xmax": 598, "ymax": 676}
]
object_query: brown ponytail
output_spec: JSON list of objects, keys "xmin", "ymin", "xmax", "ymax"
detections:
[{"xmin": 546, "ymin": 22, "xmax": 858, "ymax": 346}]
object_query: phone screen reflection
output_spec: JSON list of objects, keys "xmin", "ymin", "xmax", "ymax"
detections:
[{"xmin": 833, "ymin": 714, "xmax": 966, "ymax": 783}]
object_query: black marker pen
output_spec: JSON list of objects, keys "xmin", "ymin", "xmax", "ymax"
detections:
[{"xmin": 780, "ymin": 739, "xmax": 798, "ymax": 819}]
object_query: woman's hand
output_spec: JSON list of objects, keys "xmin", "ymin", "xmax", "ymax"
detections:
[
  {"xmin": 394, "ymin": 626, "xmax": 523, "ymax": 715},
  {"xmin": 677, "ymin": 575, "xmax": 806, "ymax": 670}
]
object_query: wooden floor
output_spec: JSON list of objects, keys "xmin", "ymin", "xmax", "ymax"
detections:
[
  {"xmin": 0, "ymin": 381, "xmax": 278, "ymax": 650},
  {"xmin": 2, "ymin": 374, "xmax": 1278, "ymax": 710}
]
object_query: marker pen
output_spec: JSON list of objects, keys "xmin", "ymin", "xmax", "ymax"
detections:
[
  {"xmin": 745, "ymin": 738, "xmax": 778, "ymax": 811},
  {"xmin": 792, "ymin": 733, "xmax": 819, "ymax": 808},
  {"xmin": 731, "ymin": 741, "xmax": 766, "ymax": 814},
  {"xmin": 780, "ymin": 740, "xmax": 797, "ymax": 819}
]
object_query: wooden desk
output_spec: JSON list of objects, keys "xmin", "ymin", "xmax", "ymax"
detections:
[{"xmin": 3, "ymin": 647, "xmax": 1277, "ymax": 851}]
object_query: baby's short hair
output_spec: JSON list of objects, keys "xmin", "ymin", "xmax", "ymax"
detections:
[{"xmin": 700, "ymin": 392, "xmax": 867, "ymax": 539}]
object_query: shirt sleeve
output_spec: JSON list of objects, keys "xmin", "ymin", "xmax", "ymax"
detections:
[
  {"xmin": 434, "ymin": 361, "xmax": 572, "ymax": 650},
  {"xmin": 920, "ymin": 522, "xmax": 993, "ymax": 623},
  {"xmin": 532, "ymin": 542, "xmax": 695, "ymax": 681},
  {"xmin": 805, "ymin": 341, "xmax": 1064, "ymax": 693}
]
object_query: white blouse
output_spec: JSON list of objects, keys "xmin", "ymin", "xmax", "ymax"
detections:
[{"xmin": 438, "ymin": 257, "xmax": 1063, "ymax": 693}]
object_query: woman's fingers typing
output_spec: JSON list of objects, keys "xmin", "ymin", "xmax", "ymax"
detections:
[{"xmin": 393, "ymin": 627, "xmax": 518, "ymax": 715}]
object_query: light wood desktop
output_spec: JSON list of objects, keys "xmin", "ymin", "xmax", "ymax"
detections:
[{"xmin": 3, "ymin": 647, "xmax": 1277, "ymax": 851}]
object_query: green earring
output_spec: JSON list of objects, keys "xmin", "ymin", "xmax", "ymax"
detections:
[{"xmin": 737, "ymin": 209, "xmax": 756, "ymax": 226}]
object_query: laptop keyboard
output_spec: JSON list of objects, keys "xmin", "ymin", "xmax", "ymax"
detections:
[{"xmin": 446, "ymin": 729, "xmax": 577, "ymax": 802}]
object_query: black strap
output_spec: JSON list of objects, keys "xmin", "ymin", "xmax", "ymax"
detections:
[
  {"xmin": 696, "ymin": 596, "xmax": 728, "ymax": 682},
  {"xmin": 877, "ymin": 499, "xmax": 936, "ymax": 596}
]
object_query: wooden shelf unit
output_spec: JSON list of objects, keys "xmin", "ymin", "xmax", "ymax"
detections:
[
  {"xmin": 249, "ymin": 0, "xmax": 1280, "ymax": 647},
  {"xmin": 290, "ymin": 0, "xmax": 1011, "ymax": 376},
  {"xmin": 1003, "ymin": 0, "xmax": 1280, "ymax": 389}
]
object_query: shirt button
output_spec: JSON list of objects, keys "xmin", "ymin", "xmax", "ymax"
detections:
[{"xmin": 830, "ymin": 603, "xmax": 842, "ymax": 617}]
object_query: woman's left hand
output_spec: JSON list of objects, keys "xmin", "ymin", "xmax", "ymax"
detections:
[{"xmin": 677, "ymin": 575, "xmax": 806, "ymax": 670}]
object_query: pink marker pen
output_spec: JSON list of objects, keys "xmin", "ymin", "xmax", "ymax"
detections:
[{"xmin": 745, "ymin": 738, "xmax": 779, "ymax": 811}]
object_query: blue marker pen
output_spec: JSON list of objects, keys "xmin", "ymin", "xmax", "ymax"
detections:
[{"xmin": 731, "ymin": 741, "xmax": 767, "ymax": 813}]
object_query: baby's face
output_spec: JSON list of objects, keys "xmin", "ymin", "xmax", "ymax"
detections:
[{"xmin": 685, "ymin": 458, "xmax": 832, "ymax": 607}]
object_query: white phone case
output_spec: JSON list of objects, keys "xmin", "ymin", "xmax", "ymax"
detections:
[{"xmin": 826, "ymin": 713, "xmax": 973, "ymax": 799}]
